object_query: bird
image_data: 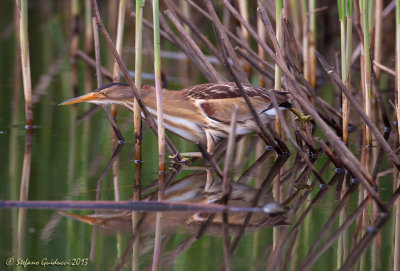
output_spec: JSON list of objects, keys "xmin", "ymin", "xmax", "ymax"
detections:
[
  {"xmin": 60, "ymin": 82, "xmax": 301, "ymax": 155},
  {"xmin": 59, "ymin": 172, "xmax": 288, "ymax": 234}
]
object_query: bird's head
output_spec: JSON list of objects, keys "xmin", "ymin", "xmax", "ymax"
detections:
[{"xmin": 59, "ymin": 83, "xmax": 134, "ymax": 106}]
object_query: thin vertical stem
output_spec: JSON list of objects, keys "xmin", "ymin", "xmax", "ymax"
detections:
[
  {"xmin": 337, "ymin": 2, "xmax": 352, "ymax": 266},
  {"xmin": 395, "ymin": 1, "xmax": 400, "ymax": 269},
  {"xmin": 111, "ymin": 0, "xmax": 127, "ymax": 263},
  {"xmin": 18, "ymin": 0, "xmax": 33, "ymax": 128},
  {"xmin": 257, "ymin": 3, "xmax": 266, "ymax": 87},
  {"xmin": 110, "ymin": 0, "xmax": 126, "ymax": 204},
  {"xmin": 359, "ymin": 2, "xmax": 373, "ymax": 269},
  {"xmin": 274, "ymin": 0, "xmax": 283, "ymax": 91},
  {"xmin": 362, "ymin": 0, "xmax": 372, "ymax": 147},
  {"xmin": 152, "ymin": 0, "xmax": 165, "ymax": 270},
  {"xmin": 132, "ymin": 2, "xmax": 144, "ymax": 271},
  {"xmin": 134, "ymin": 0, "xmax": 144, "ymax": 182},
  {"xmin": 221, "ymin": 106, "xmax": 237, "ymax": 271},
  {"xmin": 17, "ymin": 130, "xmax": 33, "ymax": 260},
  {"xmin": 153, "ymin": 0, "xmax": 165, "ymax": 174},
  {"xmin": 112, "ymin": 0, "xmax": 126, "ymax": 82},
  {"xmin": 397, "ymin": 0, "xmax": 400, "ymax": 141},
  {"xmin": 338, "ymin": 0, "xmax": 348, "ymax": 143},
  {"xmin": 273, "ymin": 0, "xmax": 283, "ymax": 250},
  {"xmin": 308, "ymin": 0, "xmax": 317, "ymax": 88},
  {"xmin": 395, "ymin": 176, "xmax": 400, "ymax": 271},
  {"xmin": 344, "ymin": 1, "xmax": 353, "ymax": 144},
  {"xmin": 238, "ymin": 0, "xmax": 251, "ymax": 76}
]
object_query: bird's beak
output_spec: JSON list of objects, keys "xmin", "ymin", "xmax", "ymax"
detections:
[
  {"xmin": 58, "ymin": 212, "xmax": 98, "ymax": 225},
  {"xmin": 59, "ymin": 92, "xmax": 100, "ymax": 105}
]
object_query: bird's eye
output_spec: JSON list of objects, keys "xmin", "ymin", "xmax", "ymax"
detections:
[{"xmin": 101, "ymin": 91, "xmax": 107, "ymax": 96}]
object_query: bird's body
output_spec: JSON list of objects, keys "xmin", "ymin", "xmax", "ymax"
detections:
[{"xmin": 61, "ymin": 82, "xmax": 291, "ymax": 153}]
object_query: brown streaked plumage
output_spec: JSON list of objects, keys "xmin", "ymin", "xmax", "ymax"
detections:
[{"xmin": 60, "ymin": 82, "xmax": 291, "ymax": 153}]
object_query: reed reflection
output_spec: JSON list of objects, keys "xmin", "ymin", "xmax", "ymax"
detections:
[{"xmin": 16, "ymin": 130, "xmax": 34, "ymax": 260}]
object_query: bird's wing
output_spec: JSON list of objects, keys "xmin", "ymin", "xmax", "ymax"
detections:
[{"xmin": 196, "ymin": 96, "xmax": 270, "ymax": 123}]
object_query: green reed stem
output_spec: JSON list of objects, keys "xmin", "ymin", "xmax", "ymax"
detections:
[
  {"xmin": 134, "ymin": 0, "xmax": 144, "ymax": 168},
  {"xmin": 274, "ymin": 0, "xmax": 283, "ymax": 91},
  {"xmin": 361, "ymin": 0, "xmax": 372, "ymax": 146},
  {"xmin": 19, "ymin": 0, "xmax": 33, "ymax": 128},
  {"xmin": 132, "ymin": 1, "xmax": 144, "ymax": 271},
  {"xmin": 338, "ymin": 0, "xmax": 353, "ymax": 261}
]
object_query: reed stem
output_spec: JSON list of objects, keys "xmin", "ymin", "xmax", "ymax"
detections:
[
  {"xmin": 337, "ymin": 2, "xmax": 352, "ymax": 266},
  {"xmin": 133, "ymin": 2, "xmax": 144, "ymax": 191},
  {"xmin": 152, "ymin": 0, "xmax": 165, "ymax": 269},
  {"xmin": 273, "ymin": 0, "xmax": 283, "ymax": 251},
  {"xmin": 361, "ymin": 0, "xmax": 372, "ymax": 147},
  {"xmin": 395, "ymin": 1, "xmax": 400, "ymax": 269},
  {"xmin": 18, "ymin": 0, "xmax": 34, "ymax": 128},
  {"xmin": 132, "ymin": 1, "xmax": 144, "ymax": 270},
  {"xmin": 110, "ymin": 0, "xmax": 126, "ymax": 204},
  {"xmin": 309, "ymin": 0, "xmax": 317, "ymax": 88}
]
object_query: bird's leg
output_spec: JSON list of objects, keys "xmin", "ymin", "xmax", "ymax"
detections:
[
  {"xmin": 205, "ymin": 131, "xmax": 216, "ymax": 154},
  {"xmin": 170, "ymin": 131, "xmax": 216, "ymax": 161},
  {"xmin": 289, "ymin": 107, "xmax": 312, "ymax": 121}
]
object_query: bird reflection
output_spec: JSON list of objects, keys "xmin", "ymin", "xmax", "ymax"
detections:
[{"xmin": 60, "ymin": 172, "xmax": 289, "ymax": 235}]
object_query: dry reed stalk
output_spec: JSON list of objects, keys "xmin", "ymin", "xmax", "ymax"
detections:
[
  {"xmin": 17, "ymin": 0, "xmax": 33, "ymax": 128},
  {"xmin": 213, "ymin": 0, "xmax": 286, "ymax": 153},
  {"xmin": 371, "ymin": 1, "xmax": 384, "ymax": 268},
  {"xmin": 110, "ymin": 0, "xmax": 127, "ymax": 204},
  {"xmin": 308, "ymin": 0, "xmax": 317, "ymax": 89},
  {"xmin": 77, "ymin": 50, "xmax": 114, "ymax": 80},
  {"xmin": 273, "ymin": 0, "xmax": 283, "ymax": 250},
  {"xmin": 90, "ymin": 0, "xmax": 183, "ymax": 162},
  {"xmin": 222, "ymin": 106, "xmax": 238, "ymax": 193},
  {"xmin": 298, "ymin": 197, "xmax": 368, "ymax": 271},
  {"xmin": 162, "ymin": 0, "xmax": 223, "ymax": 64},
  {"xmin": 395, "ymin": 177, "xmax": 400, "ymax": 271},
  {"xmin": 221, "ymin": 107, "xmax": 237, "ymax": 271},
  {"xmin": 152, "ymin": 0, "xmax": 165, "ymax": 269},
  {"xmin": 234, "ymin": 0, "xmax": 251, "ymax": 167},
  {"xmin": 111, "ymin": 0, "xmax": 126, "ymax": 129},
  {"xmin": 257, "ymin": 5, "xmax": 267, "ymax": 87},
  {"xmin": 133, "ymin": 0, "xmax": 144, "ymax": 196},
  {"xmin": 230, "ymin": 155, "xmax": 289, "ymax": 254},
  {"xmin": 238, "ymin": 0, "xmax": 251, "ymax": 77},
  {"xmin": 395, "ymin": 2, "xmax": 400, "ymax": 270},
  {"xmin": 91, "ymin": 9, "xmax": 125, "ymax": 142},
  {"xmin": 256, "ymin": 2, "xmax": 386, "ymax": 210},
  {"xmin": 227, "ymin": 2, "xmax": 325, "ymax": 186},
  {"xmin": 112, "ymin": 0, "xmax": 126, "ymax": 83},
  {"xmin": 163, "ymin": 9, "xmax": 223, "ymax": 82},
  {"xmin": 358, "ymin": 2, "xmax": 373, "ymax": 269},
  {"xmin": 204, "ymin": 0, "xmax": 249, "ymax": 84},
  {"xmin": 337, "ymin": 0, "xmax": 353, "ymax": 266}
]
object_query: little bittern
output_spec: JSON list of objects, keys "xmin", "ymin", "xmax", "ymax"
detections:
[{"xmin": 60, "ymin": 82, "xmax": 294, "ymax": 153}]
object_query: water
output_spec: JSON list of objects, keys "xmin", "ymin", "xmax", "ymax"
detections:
[{"xmin": 0, "ymin": 1, "xmax": 397, "ymax": 271}]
